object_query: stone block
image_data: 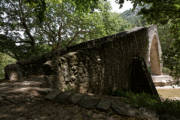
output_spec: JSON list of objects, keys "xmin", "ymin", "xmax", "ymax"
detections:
[
  {"xmin": 45, "ymin": 89, "xmax": 61, "ymax": 100},
  {"xmin": 96, "ymin": 98, "xmax": 111, "ymax": 111},
  {"xmin": 55, "ymin": 91, "xmax": 73, "ymax": 104},
  {"xmin": 78, "ymin": 95, "xmax": 100, "ymax": 109},
  {"xmin": 111, "ymin": 100, "xmax": 139, "ymax": 117},
  {"xmin": 69, "ymin": 93, "xmax": 84, "ymax": 104}
]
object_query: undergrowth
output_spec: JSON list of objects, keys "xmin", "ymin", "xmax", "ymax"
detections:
[{"xmin": 113, "ymin": 90, "xmax": 180, "ymax": 118}]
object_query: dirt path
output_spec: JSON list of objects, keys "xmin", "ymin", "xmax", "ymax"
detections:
[
  {"xmin": 0, "ymin": 78, "xmax": 149, "ymax": 120},
  {"xmin": 157, "ymin": 88, "xmax": 180, "ymax": 100}
]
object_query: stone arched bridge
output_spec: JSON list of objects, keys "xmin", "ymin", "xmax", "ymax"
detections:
[{"xmin": 5, "ymin": 25, "xmax": 162, "ymax": 96}]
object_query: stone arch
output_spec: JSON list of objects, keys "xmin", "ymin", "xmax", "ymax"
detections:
[{"xmin": 150, "ymin": 35, "xmax": 161, "ymax": 75}]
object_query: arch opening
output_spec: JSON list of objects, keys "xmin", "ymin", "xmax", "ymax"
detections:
[{"xmin": 150, "ymin": 35, "xmax": 161, "ymax": 75}]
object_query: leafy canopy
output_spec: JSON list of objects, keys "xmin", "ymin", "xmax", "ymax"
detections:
[{"xmin": 0, "ymin": 0, "xmax": 132, "ymax": 60}]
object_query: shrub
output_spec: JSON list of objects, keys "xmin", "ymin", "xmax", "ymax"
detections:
[{"xmin": 113, "ymin": 90, "xmax": 180, "ymax": 118}]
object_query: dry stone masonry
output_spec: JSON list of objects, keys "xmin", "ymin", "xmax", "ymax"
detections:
[
  {"xmin": 45, "ymin": 90, "xmax": 159, "ymax": 120},
  {"xmin": 5, "ymin": 25, "xmax": 162, "ymax": 96}
]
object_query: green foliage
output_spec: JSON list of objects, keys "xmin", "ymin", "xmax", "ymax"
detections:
[
  {"xmin": 158, "ymin": 23, "xmax": 180, "ymax": 77},
  {"xmin": 25, "ymin": 0, "xmax": 180, "ymax": 26},
  {"xmin": 130, "ymin": 0, "xmax": 180, "ymax": 78},
  {"xmin": 156, "ymin": 100, "xmax": 180, "ymax": 117},
  {"xmin": 162, "ymin": 67, "xmax": 171, "ymax": 75},
  {"xmin": 0, "ymin": 0, "xmax": 132, "ymax": 60},
  {"xmin": 120, "ymin": 0, "xmax": 180, "ymax": 78},
  {"xmin": 39, "ymin": 0, "xmax": 103, "ymax": 48},
  {"xmin": 0, "ymin": 53, "xmax": 16, "ymax": 79},
  {"xmin": 113, "ymin": 90, "xmax": 159, "ymax": 107},
  {"xmin": 68, "ymin": 0, "xmax": 99, "ymax": 12},
  {"xmin": 25, "ymin": 0, "xmax": 46, "ymax": 23},
  {"xmin": 81, "ymin": 1, "xmax": 132, "ymax": 42},
  {"xmin": 26, "ymin": 0, "xmax": 99, "ymax": 22},
  {"xmin": 121, "ymin": 8, "xmax": 147, "ymax": 27},
  {"xmin": 0, "ymin": 0, "xmax": 51, "ymax": 60},
  {"xmin": 113, "ymin": 90, "xmax": 180, "ymax": 118},
  {"xmin": 130, "ymin": 0, "xmax": 180, "ymax": 25}
]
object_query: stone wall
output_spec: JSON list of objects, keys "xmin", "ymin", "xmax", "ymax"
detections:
[
  {"xmin": 55, "ymin": 27, "xmax": 150, "ymax": 94},
  {"xmin": 44, "ymin": 90, "xmax": 159, "ymax": 120},
  {"xmin": 5, "ymin": 25, "xmax": 161, "ymax": 96}
]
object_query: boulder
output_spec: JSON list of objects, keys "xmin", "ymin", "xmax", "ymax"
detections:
[
  {"xmin": 69, "ymin": 93, "xmax": 84, "ymax": 104},
  {"xmin": 111, "ymin": 100, "xmax": 139, "ymax": 117},
  {"xmin": 78, "ymin": 95, "xmax": 100, "ymax": 109},
  {"xmin": 45, "ymin": 89, "xmax": 61, "ymax": 100},
  {"xmin": 55, "ymin": 91, "xmax": 73, "ymax": 104},
  {"xmin": 96, "ymin": 98, "xmax": 111, "ymax": 111}
]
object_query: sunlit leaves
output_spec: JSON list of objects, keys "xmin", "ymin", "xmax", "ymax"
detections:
[
  {"xmin": 25, "ymin": 0, "xmax": 46, "ymax": 23},
  {"xmin": 0, "ymin": 0, "xmax": 132, "ymax": 60},
  {"xmin": 0, "ymin": 52, "xmax": 16, "ymax": 79}
]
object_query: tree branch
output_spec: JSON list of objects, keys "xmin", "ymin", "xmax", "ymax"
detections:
[
  {"xmin": 42, "ymin": 29, "xmax": 56, "ymax": 43},
  {"xmin": 67, "ymin": 30, "xmax": 88, "ymax": 46},
  {"xmin": 18, "ymin": 0, "xmax": 35, "ymax": 47},
  {"xmin": 57, "ymin": 23, "xmax": 63, "ymax": 48}
]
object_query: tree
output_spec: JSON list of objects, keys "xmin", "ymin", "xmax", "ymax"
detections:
[
  {"xmin": 27, "ymin": 0, "xmax": 131, "ymax": 49},
  {"xmin": 24, "ymin": 0, "xmax": 180, "ymax": 25},
  {"xmin": 0, "ymin": 0, "xmax": 47, "ymax": 59},
  {"xmin": 121, "ymin": 8, "xmax": 147, "ymax": 27},
  {"xmin": 130, "ymin": 0, "xmax": 180, "ymax": 24},
  {"xmin": 81, "ymin": 0, "xmax": 132, "ymax": 41},
  {"xmin": 0, "ymin": 0, "xmax": 132, "ymax": 60},
  {"xmin": 0, "ymin": 0, "xmax": 99, "ymax": 59},
  {"xmin": 158, "ymin": 23, "xmax": 180, "ymax": 77}
]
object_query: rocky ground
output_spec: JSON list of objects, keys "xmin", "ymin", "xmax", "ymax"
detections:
[{"xmin": 0, "ymin": 76, "xmax": 158, "ymax": 120}]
